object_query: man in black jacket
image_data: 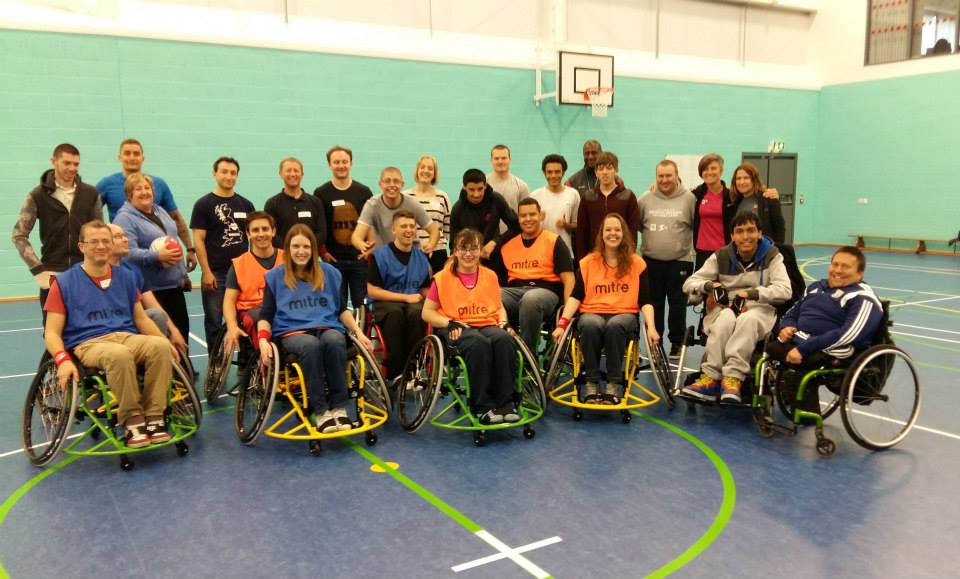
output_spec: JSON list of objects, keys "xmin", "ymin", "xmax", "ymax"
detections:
[
  {"xmin": 12, "ymin": 143, "xmax": 104, "ymax": 318},
  {"xmin": 450, "ymin": 168, "xmax": 520, "ymax": 262}
]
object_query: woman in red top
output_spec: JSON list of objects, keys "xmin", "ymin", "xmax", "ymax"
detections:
[
  {"xmin": 553, "ymin": 214, "xmax": 659, "ymax": 404},
  {"xmin": 422, "ymin": 228, "xmax": 518, "ymax": 425}
]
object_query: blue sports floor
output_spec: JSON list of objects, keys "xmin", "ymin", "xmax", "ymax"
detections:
[{"xmin": 0, "ymin": 247, "xmax": 957, "ymax": 578}]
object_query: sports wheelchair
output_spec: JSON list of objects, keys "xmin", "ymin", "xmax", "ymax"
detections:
[
  {"xmin": 396, "ymin": 329, "xmax": 545, "ymax": 446},
  {"xmin": 544, "ymin": 315, "xmax": 674, "ymax": 423},
  {"xmin": 203, "ymin": 319, "xmax": 259, "ymax": 405},
  {"xmin": 234, "ymin": 332, "xmax": 391, "ymax": 455},
  {"xmin": 22, "ymin": 353, "xmax": 201, "ymax": 471},
  {"xmin": 355, "ymin": 301, "xmax": 391, "ymax": 382}
]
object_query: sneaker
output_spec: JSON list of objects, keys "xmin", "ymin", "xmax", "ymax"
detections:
[
  {"xmin": 682, "ymin": 374, "xmax": 720, "ymax": 400},
  {"xmin": 145, "ymin": 418, "xmax": 171, "ymax": 444},
  {"xmin": 332, "ymin": 407, "xmax": 353, "ymax": 432},
  {"xmin": 499, "ymin": 405, "xmax": 521, "ymax": 423},
  {"xmin": 478, "ymin": 409, "xmax": 504, "ymax": 425},
  {"xmin": 582, "ymin": 382, "xmax": 600, "ymax": 403},
  {"xmin": 669, "ymin": 344, "xmax": 682, "ymax": 360},
  {"xmin": 125, "ymin": 422, "xmax": 150, "ymax": 449},
  {"xmin": 315, "ymin": 410, "xmax": 338, "ymax": 434},
  {"xmin": 601, "ymin": 384, "xmax": 621, "ymax": 405},
  {"xmin": 720, "ymin": 376, "xmax": 743, "ymax": 404}
]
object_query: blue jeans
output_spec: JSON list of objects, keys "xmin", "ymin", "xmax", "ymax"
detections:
[
  {"xmin": 201, "ymin": 272, "xmax": 227, "ymax": 354},
  {"xmin": 578, "ymin": 313, "xmax": 638, "ymax": 386},
  {"xmin": 332, "ymin": 259, "xmax": 367, "ymax": 310},
  {"xmin": 438, "ymin": 325, "xmax": 517, "ymax": 414},
  {"xmin": 501, "ymin": 286, "xmax": 559, "ymax": 354},
  {"xmin": 281, "ymin": 330, "xmax": 348, "ymax": 414}
]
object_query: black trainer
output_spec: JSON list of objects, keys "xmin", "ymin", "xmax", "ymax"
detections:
[{"xmin": 669, "ymin": 344, "xmax": 682, "ymax": 360}]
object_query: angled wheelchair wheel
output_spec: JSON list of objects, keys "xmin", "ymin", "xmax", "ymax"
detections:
[
  {"xmin": 176, "ymin": 344, "xmax": 196, "ymax": 386},
  {"xmin": 347, "ymin": 332, "xmax": 391, "ymax": 417},
  {"xmin": 644, "ymin": 324, "xmax": 675, "ymax": 409},
  {"xmin": 203, "ymin": 324, "xmax": 232, "ymax": 404},
  {"xmin": 22, "ymin": 355, "xmax": 78, "ymax": 468},
  {"xmin": 235, "ymin": 342, "xmax": 279, "ymax": 445},
  {"xmin": 397, "ymin": 335, "xmax": 443, "ymax": 433},
  {"xmin": 170, "ymin": 359, "xmax": 202, "ymax": 427},
  {"xmin": 840, "ymin": 345, "xmax": 921, "ymax": 450},
  {"xmin": 513, "ymin": 332, "xmax": 546, "ymax": 410},
  {"xmin": 544, "ymin": 323, "xmax": 574, "ymax": 389}
]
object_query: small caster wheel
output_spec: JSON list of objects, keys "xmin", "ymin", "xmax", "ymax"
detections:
[
  {"xmin": 523, "ymin": 426, "xmax": 536, "ymax": 440},
  {"xmin": 309, "ymin": 440, "xmax": 322, "ymax": 456},
  {"xmin": 621, "ymin": 411, "xmax": 632, "ymax": 424},
  {"xmin": 175, "ymin": 442, "xmax": 189, "ymax": 457},
  {"xmin": 816, "ymin": 437, "xmax": 836, "ymax": 457},
  {"xmin": 572, "ymin": 409, "xmax": 583, "ymax": 421},
  {"xmin": 365, "ymin": 433, "xmax": 378, "ymax": 446},
  {"xmin": 120, "ymin": 456, "xmax": 134, "ymax": 471},
  {"xmin": 473, "ymin": 432, "xmax": 485, "ymax": 447}
]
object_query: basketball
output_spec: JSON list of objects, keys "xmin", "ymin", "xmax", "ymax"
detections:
[{"xmin": 149, "ymin": 235, "xmax": 183, "ymax": 267}]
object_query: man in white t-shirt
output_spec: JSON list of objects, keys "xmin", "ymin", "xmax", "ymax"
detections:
[
  {"xmin": 486, "ymin": 144, "xmax": 529, "ymax": 214},
  {"xmin": 530, "ymin": 153, "xmax": 579, "ymax": 255}
]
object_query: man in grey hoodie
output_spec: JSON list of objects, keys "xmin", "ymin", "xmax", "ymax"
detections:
[
  {"xmin": 637, "ymin": 159, "xmax": 696, "ymax": 358},
  {"xmin": 680, "ymin": 212, "xmax": 792, "ymax": 403}
]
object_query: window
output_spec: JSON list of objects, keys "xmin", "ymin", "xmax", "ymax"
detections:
[{"xmin": 867, "ymin": 0, "xmax": 959, "ymax": 64}]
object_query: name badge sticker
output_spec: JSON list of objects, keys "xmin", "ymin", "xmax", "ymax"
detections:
[
  {"xmin": 332, "ymin": 199, "xmax": 346, "ymax": 207},
  {"xmin": 298, "ymin": 211, "xmax": 312, "ymax": 218},
  {"xmin": 100, "ymin": 278, "xmax": 111, "ymax": 289},
  {"xmin": 234, "ymin": 212, "xmax": 247, "ymax": 219}
]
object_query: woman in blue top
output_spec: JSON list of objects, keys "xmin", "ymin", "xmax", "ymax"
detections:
[{"xmin": 258, "ymin": 224, "xmax": 371, "ymax": 434}]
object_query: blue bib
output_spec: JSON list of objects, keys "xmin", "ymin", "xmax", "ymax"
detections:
[
  {"xmin": 372, "ymin": 245, "xmax": 430, "ymax": 295},
  {"xmin": 265, "ymin": 263, "xmax": 345, "ymax": 335},
  {"xmin": 58, "ymin": 263, "xmax": 139, "ymax": 349}
]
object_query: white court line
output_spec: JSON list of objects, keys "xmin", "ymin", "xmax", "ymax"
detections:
[
  {"xmin": 896, "ymin": 323, "xmax": 960, "ymax": 336},
  {"xmin": 891, "ymin": 331, "xmax": 960, "ymax": 346},
  {"xmin": 863, "ymin": 262, "xmax": 960, "ymax": 276},
  {"xmin": 846, "ymin": 408, "xmax": 960, "ymax": 441},
  {"xmin": 0, "ymin": 327, "xmax": 42, "ymax": 334},
  {"xmin": 1, "ymin": 354, "xmax": 208, "ymax": 381},
  {"xmin": 188, "ymin": 332, "xmax": 207, "ymax": 348},
  {"xmin": 472, "ymin": 530, "xmax": 552, "ymax": 579},
  {"xmin": 890, "ymin": 295, "xmax": 960, "ymax": 308},
  {"xmin": 871, "ymin": 285, "xmax": 960, "ymax": 297},
  {"xmin": 452, "ymin": 536, "xmax": 562, "ymax": 574}
]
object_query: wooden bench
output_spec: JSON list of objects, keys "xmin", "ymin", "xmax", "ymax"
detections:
[{"xmin": 849, "ymin": 234, "xmax": 951, "ymax": 254}]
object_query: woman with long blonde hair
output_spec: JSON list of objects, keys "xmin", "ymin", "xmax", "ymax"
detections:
[
  {"xmin": 405, "ymin": 155, "xmax": 451, "ymax": 273},
  {"xmin": 552, "ymin": 213, "xmax": 659, "ymax": 404},
  {"xmin": 257, "ymin": 224, "xmax": 371, "ymax": 433}
]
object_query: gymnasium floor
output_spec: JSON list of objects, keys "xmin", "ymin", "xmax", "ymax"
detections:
[{"xmin": 0, "ymin": 247, "xmax": 956, "ymax": 578}]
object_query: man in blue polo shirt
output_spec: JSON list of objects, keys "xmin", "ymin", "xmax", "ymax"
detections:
[
  {"xmin": 366, "ymin": 210, "xmax": 431, "ymax": 385},
  {"xmin": 97, "ymin": 139, "xmax": 196, "ymax": 271},
  {"xmin": 44, "ymin": 220, "xmax": 177, "ymax": 449}
]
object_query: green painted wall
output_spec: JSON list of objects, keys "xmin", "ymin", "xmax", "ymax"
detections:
[
  {"xmin": 816, "ymin": 71, "xmax": 960, "ymax": 247},
  {"xmin": 0, "ymin": 28, "xmax": 819, "ymax": 298}
]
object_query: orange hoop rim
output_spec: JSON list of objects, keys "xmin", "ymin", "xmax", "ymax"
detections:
[{"xmin": 583, "ymin": 86, "xmax": 614, "ymax": 102}]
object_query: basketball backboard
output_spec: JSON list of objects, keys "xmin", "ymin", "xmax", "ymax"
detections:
[{"xmin": 558, "ymin": 51, "xmax": 614, "ymax": 107}]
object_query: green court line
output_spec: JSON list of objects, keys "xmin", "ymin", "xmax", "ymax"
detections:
[
  {"xmin": 0, "ymin": 455, "xmax": 80, "ymax": 526},
  {"xmin": 342, "ymin": 438, "xmax": 482, "ymax": 533},
  {"xmin": 637, "ymin": 414, "xmax": 737, "ymax": 579}
]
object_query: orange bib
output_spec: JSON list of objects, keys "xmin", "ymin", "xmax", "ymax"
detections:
[
  {"xmin": 435, "ymin": 266, "xmax": 501, "ymax": 327},
  {"xmin": 500, "ymin": 231, "xmax": 561, "ymax": 283},
  {"xmin": 579, "ymin": 253, "xmax": 646, "ymax": 314},
  {"xmin": 233, "ymin": 250, "xmax": 283, "ymax": 311}
]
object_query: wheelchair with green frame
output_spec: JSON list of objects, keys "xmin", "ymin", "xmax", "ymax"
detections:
[
  {"xmin": 22, "ymin": 352, "xmax": 201, "ymax": 471},
  {"xmin": 543, "ymin": 313, "xmax": 674, "ymax": 423},
  {"xmin": 234, "ymin": 331, "xmax": 391, "ymax": 455},
  {"xmin": 750, "ymin": 300, "xmax": 921, "ymax": 456},
  {"xmin": 395, "ymin": 326, "xmax": 546, "ymax": 447}
]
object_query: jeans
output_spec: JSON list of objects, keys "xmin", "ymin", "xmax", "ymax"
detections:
[
  {"xmin": 332, "ymin": 259, "xmax": 368, "ymax": 310},
  {"xmin": 281, "ymin": 330, "xmax": 348, "ymax": 414},
  {"xmin": 201, "ymin": 272, "xmax": 227, "ymax": 355},
  {"xmin": 501, "ymin": 286, "xmax": 559, "ymax": 354},
  {"xmin": 645, "ymin": 257, "xmax": 692, "ymax": 347},
  {"xmin": 438, "ymin": 325, "xmax": 517, "ymax": 414},
  {"xmin": 578, "ymin": 313, "xmax": 638, "ymax": 386}
]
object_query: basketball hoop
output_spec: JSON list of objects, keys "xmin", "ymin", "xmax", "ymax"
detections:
[{"xmin": 584, "ymin": 87, "xmax": 614, "ymax": 117}]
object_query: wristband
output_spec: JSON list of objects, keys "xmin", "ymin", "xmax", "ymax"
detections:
[
  {"xmin": 557, "ymin": 317, "xmax": 571, "ymax": 330},
  {"xmin": 53, "ymin": 350, "xmax": 72, "ymax": 367},
  {"xmin": 257, "ymin": 329, "xmax": 272, "ymax": 343}
]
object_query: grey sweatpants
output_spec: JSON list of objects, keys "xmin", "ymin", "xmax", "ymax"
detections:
[{"xmin": 701, "ymin": 305, "xmax": 776, "ymax": 380}]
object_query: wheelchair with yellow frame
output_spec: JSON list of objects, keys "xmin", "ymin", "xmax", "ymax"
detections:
[
  {"xmin": 234, "ymin": 331, "xmax": 391, "ymax": 455},
  {"xmin": 544, "ymin": 313, "xmax": 674, "ymax": 423},
  {"xmin": 22, "ymin": 352, "xmax": 201, "ymax": 471},
  {"xmin": 396, "ymin": 326, "xmax": 545, "ymax": 447}
]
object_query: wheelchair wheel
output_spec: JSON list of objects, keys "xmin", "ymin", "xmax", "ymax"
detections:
[
  {"xmin": 644, "ymin": 323, "xmax": 675, "ymax": 409},
  {"xmin": 176, "ymin": 344, "xmax": 196, "ymax": 386},
  {"xmin": 775, "ymin": 370, "xmax": 840, "ymax": 422},
  {"xmin": 170, "ymin": 359, "xmax": 202, "ymax": 427},
  {"xmin": 544, "ymin": 323, "xmax": 574, "ymax": 389},
  {"xmin": 22, "ymin": 355, "xmax": 78, "ymax": 468},
  {"xmin": 235, "ymin": 342, "xmax": 279, "ymax": 445},
  {"xmin": 397, "ymin": 335, "xmax": 443, "ymax": 433},
  {"xmin": 839, "ymin": 345, "xmax": 921, "ymax": 450},
  {"xmin": 347, "ymin": 332, "xmax": 391, "ymax": 417},
  {"xmin": 203, "ymin": 324, "xmax": 231, "ymax": 404},
  {"xmin": 513, "ymin": 332, "xmax": 546, "ymax": 410}
]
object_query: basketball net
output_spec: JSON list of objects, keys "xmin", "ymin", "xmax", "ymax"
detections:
[{"xmin": 584, "ymin": 87, "xmax": 614, "ymax": 117}]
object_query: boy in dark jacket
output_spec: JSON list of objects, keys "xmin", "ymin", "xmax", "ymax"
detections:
[{"xmin": 449, "ymin": 168, "xmax": 520, "ymax": 261}]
